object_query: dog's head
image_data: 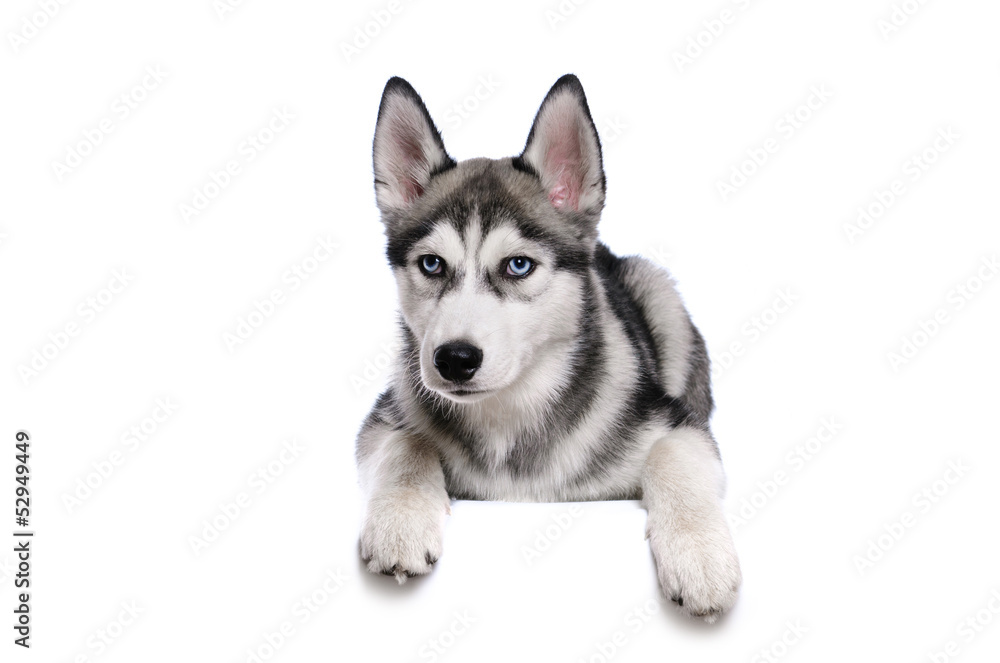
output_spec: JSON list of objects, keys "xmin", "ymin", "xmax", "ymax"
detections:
[{"xmin": 372, "ymin": 75, "xmax": 606, "ymax": 403}]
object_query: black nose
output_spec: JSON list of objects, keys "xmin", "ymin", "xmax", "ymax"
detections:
[{"xmin": 433, "ymin": 342, "xmax": 483, "ymax": 382}]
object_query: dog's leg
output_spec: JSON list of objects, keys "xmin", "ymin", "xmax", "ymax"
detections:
[
  {"xmin": 358, "ymin": 427, "xmax": 450, "ymax": 583},
  {"xmin": 641, "ymin": 426, "xmax": 741, "ymax": 622}
]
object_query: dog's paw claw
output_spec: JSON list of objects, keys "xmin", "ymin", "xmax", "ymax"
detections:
[
  {"xmin": 648, "ymin": 522, "xmax": 741, "ymax": 623},
  {"xmin": 359, "ymin": 489, "xmax": 447, "ymax": 582}
]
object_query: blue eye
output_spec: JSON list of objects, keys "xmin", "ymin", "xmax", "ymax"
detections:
[
  {"xmin": 506, "ymin": 257, "xmax": 533, "ymax": 277},
  {"xmin": 420, "ymin": 254, "xmax": 443, "ymax": 275}
]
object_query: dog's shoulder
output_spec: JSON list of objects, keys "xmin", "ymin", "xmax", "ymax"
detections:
[{"xmin": 592, "ymin": 243, "xmax": 713, "ymax": 422}]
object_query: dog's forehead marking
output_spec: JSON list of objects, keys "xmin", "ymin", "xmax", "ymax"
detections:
[
  {"xmin": 418, "ymin": 216, "xmax": 531, "ymax": 266},
  {"xmin": 410, "ymin": 211, "xmax": 556, "ymax": 304},
  {"xmin": 479, "ymin": 223, "xmax": 530, "ymax": 264},
  {"xmin": 463, "ymin": 218, "xmax": 482, "ymax": 266},
  {"xmin": 416, "ymin": 221, "xmax": 464, "ymax": 262}
]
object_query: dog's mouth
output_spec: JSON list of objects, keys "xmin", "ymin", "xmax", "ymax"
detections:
[
  {"xmin": 437, "ymin": 387, "xmax": 494, "ymax": 402},
  {"xmin": 419, "ymin": 345, "xmax": 516, "ymax": 403}
]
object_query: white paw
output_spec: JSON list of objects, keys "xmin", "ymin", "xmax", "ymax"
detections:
[
  {"xmin": 359, "ymin": 488, "xmax": 449, "ymax": 583},
  {"xmin": 647, "ymin": 516, "xmax": 742, "ymax": 623}
]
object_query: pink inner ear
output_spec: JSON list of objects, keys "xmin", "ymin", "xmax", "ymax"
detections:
[
  {"xmin": 542, "ymin": 119, "xmax": 583, "ymax": 211},
  {"xmin": 545, "ymin": 161, "xmax": 582, "ymax": 211},
  {"xmin": 392, "ymin": 125, "xmax": 429, "ymax": 204},
  {"xmin": 549, "ymin": 184, "xmax": 571, "ymax": 208},
  {"xmin": 402, "ymin": 177, "xmax": 424, "ymax": 203}
]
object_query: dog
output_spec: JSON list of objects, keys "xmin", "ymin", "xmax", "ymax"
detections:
[{"xmin": 356, "ymin": 74, "xmax": 741, "ymax": 622}]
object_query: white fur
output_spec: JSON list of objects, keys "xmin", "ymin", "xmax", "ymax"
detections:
[
  {"xmin": 357, "ymin": 429, "xmax": 450, "ymax": 583},
  {"xmin": 642, "ymin": 426, "xmax": 741, "ymax": 622}
]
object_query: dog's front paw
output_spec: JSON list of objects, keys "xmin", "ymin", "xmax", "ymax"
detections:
[
  {"xmin": 359, "ymin": 488, "xmax": 449, "ymax": 583},
  {"xmin": 647, "ymin": 516, "xmax": 741, "ymax": 623}
]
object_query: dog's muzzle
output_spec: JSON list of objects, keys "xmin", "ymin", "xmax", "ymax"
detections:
[{"xmin": 433, "ymin": 342, "xmax": 483, "ymax": 383}]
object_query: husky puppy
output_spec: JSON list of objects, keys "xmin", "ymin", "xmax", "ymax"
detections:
[{"xmin": 357, "ymin": 74, "xmax": 741, "ymax": 621}]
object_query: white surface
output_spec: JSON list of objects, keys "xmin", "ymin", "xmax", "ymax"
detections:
[{"xmin": 2, "ymin": 0, "xmax": 999, "ymax": 661}]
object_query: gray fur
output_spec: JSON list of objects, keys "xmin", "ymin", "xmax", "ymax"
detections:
[{"xmin": 356, "ymin": 75, "xmax": 741, "ymax": 621}]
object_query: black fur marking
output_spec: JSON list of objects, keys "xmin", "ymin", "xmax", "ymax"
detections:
[
  {"xmin": 593, "ymin": 244, "xmax": 660, "ymax": 379},
  {"xmin": 435, "ymin": 267, "xmax": 462, "ymax": 299},
  {"xmin": 682, "ymin": 322, "xmax": 715, "ymax": 426},
  {"xmin": 480, "ymin": 267, "xmax": 506, "ymax": 299},
  {"xmin": 366, "ymin": 388, "xmax": 398, "ymax": 428},
  {"xmin": 510, "ymin": 216, "xmax": 592, "ymax": 274},
  {"xmin": 385, "ymin": 172, "xmax": 520, "ymax": 268},
  {"xmin": 428, "ymin": 159, "xmax": 457, "ymax": 179},
  {"xmin": 564, "ymin": 248, "xmax": 704, "ymax": 491},
  {"xmin": 510, "ymin": 154, "xmax": 538, "ymax": 178},
  {"xmin": 387, "ymin": 218, "xmax": 440, "ymax": 268},
  {"xmin": 355, "ymin": 386, "xmax": 401, "ymax": 466}
]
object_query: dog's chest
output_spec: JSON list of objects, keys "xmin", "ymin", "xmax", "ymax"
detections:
[{"xmin": 435, "ymin": 425, "xmax": 646, "ymax": 502}]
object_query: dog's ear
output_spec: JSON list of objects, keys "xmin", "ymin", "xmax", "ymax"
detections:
[
  {"xmin": 515, "ymin": 74, "xmax": 605, "ymax": 214},
  {"xmin": 373, "ymin": 77, "xmax": 455, "ymax": 214}
]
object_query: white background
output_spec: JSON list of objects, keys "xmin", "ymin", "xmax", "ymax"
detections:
[{"xmin": 2, "ymin": 0, "xmax": 999, "ymax": 661}]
